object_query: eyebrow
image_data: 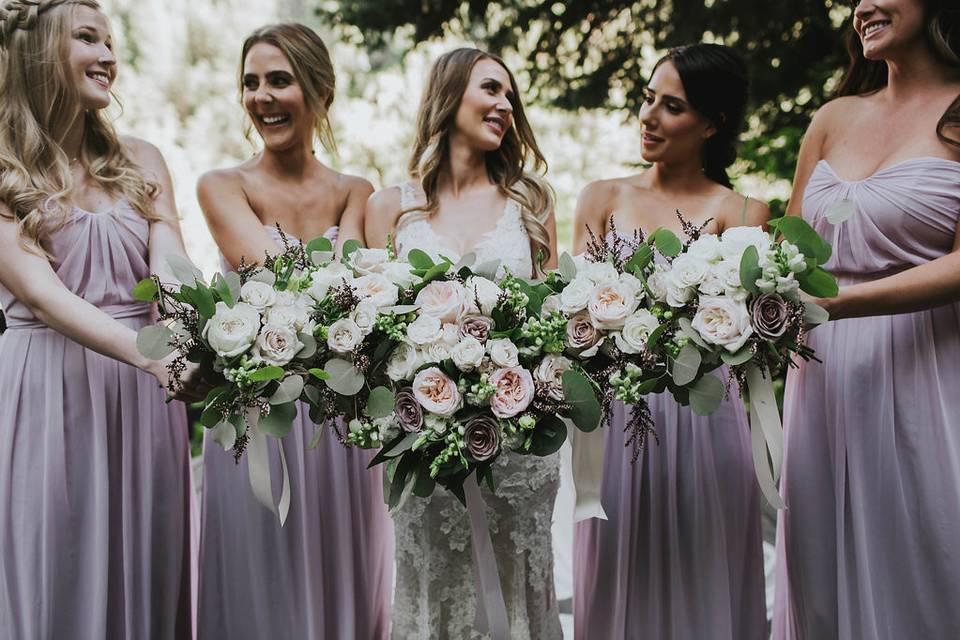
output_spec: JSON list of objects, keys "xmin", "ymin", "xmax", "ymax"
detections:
[
  {"xmin": 482, "ymin": 77, "xmax": 515, "ymax": 99},
  {"xmin": 644, "ymin": 87, "xmax": 689, "ymax": 106}
]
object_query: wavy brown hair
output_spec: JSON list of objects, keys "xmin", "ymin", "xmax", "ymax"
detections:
[
  {"xmin": 837, "ymin": 0, "xmax": 960, "ymax": 147},
  {"xmin": 0, "ymin": 0, "xmax": 162, "ymax": 253},
  {"xmin": 400, "ymin": 47, "xmax": 554, "ymax": 273},
  {"xmin": 240, "ymin": 23, "xmax": 338, "ymax": 154}
]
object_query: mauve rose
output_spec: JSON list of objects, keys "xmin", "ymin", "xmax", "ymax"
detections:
[
  {"xmin": 752, "ymin": 293, "xmax": 790, "ymax": 340},
  {"xmin": 459, "ymin": 315, "xmax": 494, "ymax": 344},
  {"xmin": 566, "ymin": 310, "xmax": 601, "ymax": 355},
  {"xmin": 463, "ymin": 414, "xmax": 502, "ymax": 462},
  {"xmin": 394, "ymin": 388, "xmax": 424, "ymax": 433},
  {"xmin": 489, "ymin": 366, "xmax": 535, "ymax": 418}
]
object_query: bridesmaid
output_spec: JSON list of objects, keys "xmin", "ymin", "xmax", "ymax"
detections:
[
  {"xmin": 572, "ymin": 43, "xmax": 769, "ymax": 640},
  {"xmin": 0, "ymin": 1, "xmax": 200, "ymax": 637},
  {"xmin": 359, "ymin": 48, "xmax": 563, "ymax": 639},
  {"xmin": 773, "ymin": 1, "xmax": 960, "ymax": 638},
  {"xmin": 195, "ymin": 23, "xmax": 393, "ymax": 640}
]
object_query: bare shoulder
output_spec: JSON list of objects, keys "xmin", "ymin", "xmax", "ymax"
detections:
[
  {"xmin": 121, "ymin": 135, "xmax": 167, "ymax": 175},
  {"xmin": 577, "ymin": 177, "xmax": 632, "ymax": 212},
  {"xmin": 366, "ymin": 185, "xmax": 403, "ymax": 217},
  {"xmin": 196, "ymin": 166, "xmax": 244, "ymax": 199},
  {"xmin": 336, "ymin": 171, "xmax": 375, "ymax": 201}
]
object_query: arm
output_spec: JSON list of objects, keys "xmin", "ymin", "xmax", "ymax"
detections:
[
  {"xmin": 363, "ymin": 186, "xmax": 402, "ymax": 250},
  {"xmin": 335, "ymin": 177, "xmax": 374, "ymax": 255},
  {"xmin": 539, "ymin": 207, "xmax": 559, "ymax": 271},
  {"xmin": 196, "ymin": 169, "xmax": 279, "ymax": 268},
  {"xmin": 718, "ymin": 195, "xmax": 771, "ymax": 232},
  {"xmin": 571, "ymin": 180, "xmax": 614, "ymax": 254},
  {"xmin": 785, "ymin": 105, "xmax": 830, "ymax": 218}
]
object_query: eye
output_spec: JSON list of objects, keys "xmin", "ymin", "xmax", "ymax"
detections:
[
  {"xmin": 642, "ymin": 91, "xmax": 655, "ymax": 105},
  {"xmin": 77, "ymin": 32, "xmax": 95, "ymax": 43},
  {"xmin": 243, "ymin": 77, "xmax": 258, "ymax": 90},
  {"xmin": 665, "ymin": 101, "xmax": 684, "ymax": 114}
]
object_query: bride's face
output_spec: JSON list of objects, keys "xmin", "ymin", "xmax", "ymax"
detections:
[
  {"xmin": 638, "ymin": 61, "xmax": 715, "ymax": 166},
  {"xmin": 852, "ymin": 0, "xmax": 926, "ymax": 61},
  {"xmin": 242, "ymin": 43, "xmax": 313, "ymax": 151},
  {"xmin": 451, "ymin": 58, "xmax": 515, "ymax": 153}
]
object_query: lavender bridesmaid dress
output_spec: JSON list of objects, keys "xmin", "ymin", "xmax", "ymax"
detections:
[
  {"xmin": 0, "ymin": 203, "xmax": 192, "ymax": 638},
  {"xmin": 197, "ymin": 225, "xmax": 393, "ymax": 640},
  {"xmin": 572, "ymin": 231, "xmax": 766, "ymax": 640},
  {"xmin": 773, "ymin": 158, "xmax": 960, "ymax": 639}
]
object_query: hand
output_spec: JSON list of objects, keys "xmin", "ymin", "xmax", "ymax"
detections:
[{"xmin": 149, "ymin": 353, "xmax": 211, "ymax": 403}]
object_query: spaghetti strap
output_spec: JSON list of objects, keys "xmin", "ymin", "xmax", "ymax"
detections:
[{"xmin": 740, "ymin": 195, "xmax": 749, "ymax": 225}]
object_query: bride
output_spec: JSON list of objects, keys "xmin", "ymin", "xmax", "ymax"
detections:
[{"xmin": 355, "ymin": 47, "xmax": 562, "ymax": 639}]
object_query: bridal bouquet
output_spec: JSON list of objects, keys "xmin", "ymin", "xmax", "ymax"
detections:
[{"xmin": 338, "ymin": 247, "xmax": 603, "ymax": 506}]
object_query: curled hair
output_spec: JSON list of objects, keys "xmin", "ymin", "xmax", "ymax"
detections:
[
  {"xmin": 240, "ymin": 23, "xmax": 338, "ymax": 154},
  {"xmin": 400, "ymin": 48, "xmax": 554, "ymax": 273},
  {"xmin": 837, "ymin": 0, "xmax": 959, "ymax": 147},
  {"xmin": 0, "ymin": 0, "xmax": 162, "ymax": 254},
  {"xmin": 651, "ymin": 44, "xmax": 749, "ymax": 188}
]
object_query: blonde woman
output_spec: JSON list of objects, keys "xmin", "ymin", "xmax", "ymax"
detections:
[
  {"xmin": 0, "ymin": 0, "xmax": 201, "ymax": 637},
  {"xmin": 361, "ymin": 47, "xmax": 562, "ymax": 639},
  {"xmin": 196, "ymin": 23, "xmax": 392, "ymax": 640}
]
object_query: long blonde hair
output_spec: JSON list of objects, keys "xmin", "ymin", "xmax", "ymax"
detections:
[
  {"xmin": 401, "ymin": 48, "xmax": 554, "ymax": 273},
  {"xmin": 0, "ymin": 0, "xmax": 161, "ymax": 252},
  {"xmin": 240, "ymin": 23, "xmax": 338, "ymax": 154}
]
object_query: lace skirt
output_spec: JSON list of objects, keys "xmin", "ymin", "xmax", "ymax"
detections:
[{"xmin": 391, "ymin": 452, "xmax": 563, "ymax": 640}]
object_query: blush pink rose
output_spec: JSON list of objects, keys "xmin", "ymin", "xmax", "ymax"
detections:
[
  {"xmin": 489, "ymin": 366, "xmax": 535, "ymax": 418},
  {"xmin": 412, "ymin": 367, "xmax": 462, "ymax": 416},
  {"xmin": 415, "ymin": 280, "xmax": 469, "ymax": 323}
]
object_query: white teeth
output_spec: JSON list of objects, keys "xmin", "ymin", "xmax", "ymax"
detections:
[
  {"xmin": 87, "ymin": 72, "xmax": 109, "ymax": 84},
  {"xmin": 864, "ymin": 21, "xmax": 890, "ymax": 36},
  {"xmin": 261, "ymin": 115, "xmax": 289, "ymax": 125}
]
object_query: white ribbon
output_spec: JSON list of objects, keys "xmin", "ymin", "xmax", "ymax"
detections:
[
  {"xmin": 464, "ymin": 476, "xmax": 510, "ymax": 640},
  {"xmin": 244, "ymin": 407, "xmax": 292, "ymax": 525},
  {"xmin": 744, "ymin": 364, "xmax": 786, "ymax": 509},
  {"xmin": 569, "ymin": 419, "xmax": 608, "ymax": 522}
]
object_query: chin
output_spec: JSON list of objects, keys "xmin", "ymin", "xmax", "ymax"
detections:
[{"xmin": 79, "ymin": 94, "xmax": 111, "ymax": 111}]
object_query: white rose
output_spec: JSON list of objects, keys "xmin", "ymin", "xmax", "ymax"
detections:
[
  {"xmin": 266, "ymin": 304, "xmax": 313, "ymax": 333},
  {"xmin": 559, "ymin": 276, "xmax": 594, "ymax": 314},
  {"xmin": 713, "ymin": 259, "xmax": 748, "ymax": 301},
  {"xmin": 487, "ymin": 337, "xmax": 520, "ymax": 367},
  {"xmin": 239, "ymin": 281, "xmax": 276, "ymax": 312},
  {"xmin": 686, "ymin": 234, "xmax": 722, "ymax": 262},
  {"xmin": 353, "ymin": 273, "xmax": 399, "ymax": 308},
  {"xmin": 691, "ymin": 295, "xmax": 754, "ymax": 353},
  {"xmin": 647, "ymin": 265, "xmax": 669, "ymax": 303},
  {"xmin": 698, "ymin": 270, "xmax": 726, "ymax": 297},
  {"xmin": 380, "ymin": 261, "xmax": 420, "ymax": 288},
  {"xmin": 326, "ymin": 317, "xmax": 364, "ymax": 354},
  {"xmin": 440, "ymin": 322, "xmax": 460, "ymax": 347},
  {"xmin": 719, "ymin": 225, "xmax": 772, "ymax": 260},
  {"xmin": 614, "ymin": 309, "xmax": 660, "ymax": 354},
  {"xmin": 406, "ymin": 314, "xmax": 443, "ymax": 346},
  {"xmin": 349, "ymin": 248, "xmax": 390, "ymax": 275},
  {"xmin": 618, "ymin": 272, "xmax": 645, "ymax": 301},
  {"xmin": 252, "ymin": 323, "xmax": 304, "ymax": 366},
  {"xmin": 450, "ymin": 336, "xmax": 485, "ymax": 370},
  {"xmin": 668, "ymin": 253, "xmax": 710, "ymax": 290},
  {"xmin": 306, "ymin": 263, "xmax": 351, "ymax": 301},
  {"xmin": 386, "ymin": 342, "xmax": 421, "ymax": 381},
  {"xmin": 587, "ymin": 280, "xmax": 641, "ymax": 329},
  {"xmin": 415, "ymin": 280, "xmax": 469, "ymax": 323},
  {"xmin": 464, "ymin": 276, "xmax": 502, "ymax": 315},
  {"xmin": 424, "ymin": 340, "xmax": 452, "ymax": 363},
  {"xmin": 203, "ymin": 301, "xmax": 262, "ymax": 357},
  {"xmin": 533, "ymin": 353, "xmax": 572, "ymax": 401},
  {"xmin": 581, "ymin": 261, "xmax": 620, "ymax": 284},
  {"xmin": 541, "ymin": 294, "xmax": 561, "ymax": 315},
  {"xmin": 350, "ymin": 300, "xmax": 379, "ymax": 336}
]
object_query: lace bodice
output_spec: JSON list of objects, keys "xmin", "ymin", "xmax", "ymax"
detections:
[{"xmin": 394, "ymin": 182, "xmax": 533, "ymax": 280}]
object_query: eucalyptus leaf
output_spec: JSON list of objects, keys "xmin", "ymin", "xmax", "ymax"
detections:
[
  {"xmin": 720, "ymin": 347, "xmax": 754, "ymax": 366},
  {"xmin": 473, "ymin": 259, "xmax": 501, "ymax": 281},
  {"xmin": 250, "ymin": 269, "xmax": 276, "ymax": 286},
  {"xmin": 422, "ymin": 262, "xmax": 450, "ymax": 283},
  {"xmin": 625, "ymin": 243, "xmax": 653, "ymax": 275},
  {"xmin": 296, "ymin": 334, "xmax": 317, "ymax": 360},
  {"xmin": 652, "ymin": 229, "xmax": 682, "ymax": 257},
  {"xmin": 671, "ymin": 343, "xmax": 702, "ymax": 386},
  {"xmin": 406, "ymin": 249, "xmax": 434, "ymax": 270},
  {"xmin": 646, "ymin": 323, "xmax": 669, "ymax": 350},
  {"xmin": 249, "ymin": 366, "xmax": 285, "ymax": 382},
  {"xmin": 311, "ymin": 250, "xmax": 335, "ymax": 265},
  {"xmin": 366, "ymin": 386, "xmax": 396, "ymax": 418},
  {"xmin": 131, "ymin": 278, "xmax": 158, "ymax": 302},
  {"xmin": 676, "ymin": 316, "xmax": 708, "ymax": 348},
  {"xmin": 211, "ymin": 273, "xmax": 235, "ymax": 307},
  {"xmin": 777, "ymin": 216, "xmax": 832, "ymax": 265},
  {"xmin": 561, "ymin": 369, "xmax": 602, "ymax": 432},
  {"xmin": 382, "ymin": 304, "xmax": 420, "ymax": 315},
  {"xmin": 308, "ymin": 368, "xmax": 330, "ymax": 381},
  {"xmin": 259, "ymin": 401, "xmax": 297, "ymax": 437},
  {"xmin": 323, "ymin": 358, "xmax": 365, "ymax": 396},
  {"xmin": 166, "ymin": 254, "xmax": 204, "ymax": 287},
  {"xmin": 136, "ymin": 325, "xmax": 175, "ymax": 360},
  {"xmin": 210, "ymin": 419, "xmax": 237, "ymax": 451},
  {"xmin": 224, "ymin": 271, "xmax": 242, "ymax": 303},
  {"xmin": 452, "ymin": 252, "xmax": 477, "ymax": 272},
  {"xmin": 803, "ymin": 301, "xmax": 830, "ymax": 326},
  {"xmin": 199, "ymin": 403, "xmax": 223, "ymax": 428},
  {"xmin": 558, "ymin": 252, "xmax": 577, "ymax": 282},
  {"xmin": 689, "ymin": 374, "xmax": 725, "ymax": 416},
  {"xmin": 305, "ymin": 236, "xmax": 334, "ymax": 255},
  {"xmin": 340, "ymin": 239, "xmax": 362, "ymax": 262},
  {"xmin": 270, "ymin": 374, "xmax": 304, "ymax": 405},
  {"xmin": 228, "ymin": 413, "xmax": 247, "ymax": 439},
  {"xmin": 799, "ymin": 267, "xmax": 839, "ymax": 298},
  {"xmin": 739, "ymin": 245, "xmax": 761, "ymax": 294},
  {"xmin": 529, "ymin": 414, "xmax": 568, "ymax": 456},
  {"xmin": 825, "ymin": 198, "xmax": 856, "ymax": 225}
]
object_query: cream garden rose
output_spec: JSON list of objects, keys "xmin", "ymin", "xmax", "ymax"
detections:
[
  {"xmin": 450, "ymin": 335, "xmax": 485, "ymax": 371},
  {"xmin": 691, "ymin": 295, "xmax": 754, "ymax": 353},
  {"xmin": 306, "ymin": 263, "xmax": 351, "ymax": 301},
  {"xmin": 415, "ymin": 280, "xmax": 469, "ymax": 323},
  {"xmin": 326, "ymin": 317, "xmax": 364, "ymax": 354},
  {"xmin": 614, "ymin": 309, "xmax": 660, "ymax": 354},
  {"xmin": 353, "ymin": 273, "xmax": 399, "ymax": 308},
  {"xmin": 406, "ymin": 314, "xmax": 443, "ymax": 346},
  {"xmin": 464, "ymin": 276, "xmax": 502, "ymax": 316},
  {"xmin": 252, "ymin": 323, "xmax": 304, "ymax": 366},
  {"xmin": 587, "ymin": 280, "xmax": 640, "ymax": 329},
  {"xmin": 559, "ymin": 276, "xmax": 594, "ymax": 314},
  {"xmin": 533, "ymin": 353, "xmax": 572, "ymax": 401},
  {"xmin": 487, "ymin": 337, "xmax": 520, "ymax": 368},
  {"xmin": 386, "ymin": 342, "xmax": 421, "ymax": 381},
  {"xmin": 239, "ymin": 280, "xmax": 276, "ymax": 312},
  {"xmin": 203, "ymin": 301, "xmax": 262, "ymax": 357},
  {"xmin": 412, "ymin": 367, "xmax": 462, "ymax": 416},
  {"xmin": 489, "ymin": 366, "xmax": 535, "ymax": 418}
]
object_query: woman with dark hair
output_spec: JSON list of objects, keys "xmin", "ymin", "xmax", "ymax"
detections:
[
  {"xmin": 571, "ymin": 43, "xmax": 769, "ymax": 640},
  {"xmin": 195, "ymin": 23, "xmax": 392, "ymax": 640},
  {"xmin": 361, "ymin": 47, "xmax": 562, "ymax": 639},
  {"xmin": 773, "ymin": 1, "xmax": 960, "ymax": 638}
]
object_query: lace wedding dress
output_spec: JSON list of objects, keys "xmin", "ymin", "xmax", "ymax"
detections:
[{"xmin": 390, "ymin": 182, "xmax": 563, "ymax": 639}]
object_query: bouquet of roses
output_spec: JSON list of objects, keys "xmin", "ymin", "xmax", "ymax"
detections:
[{"xmin": 336, "ymin": 246, "xmax": 603, "ymax": 506}]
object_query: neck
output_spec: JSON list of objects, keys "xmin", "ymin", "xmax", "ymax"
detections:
[
  {"xmin": 59, "ymin": 110, "xmax": 86, "ymax": 163},
  {"xmin": 258, "ymin": 140, "xmax": 318, "ymax": 178},
  {"xmin": 885, "ymin": 41, "xmax": 958, "ymax": 99},
  {"xmin": 442, "ymin": 134, "xmax": 490, "ymax": 196},
  {"xmin": 648, "ymin": 157, "xmax": 710, "ymax": 194}
]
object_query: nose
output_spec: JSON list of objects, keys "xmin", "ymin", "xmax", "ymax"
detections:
[
  {"xmin": 255, "ymin": 84, "xmax": 274, "ymax": 104},
  {"xmin": 639, "ymin": 101, "xmax": 656, "ymax": 129},
  {"xmin": 496, "ymin": 96, "xmax": 513, "ymax": 116},
  {"xmin": 98, "ymin": 44, "xmax": 116, "ymax": 67},
  {"xmin": 854, "ymin": 1, "xmax": 874, "ymax": 21}
]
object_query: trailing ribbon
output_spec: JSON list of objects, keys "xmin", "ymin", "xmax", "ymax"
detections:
[
  {"xmin": 464, "ymin": 476, "xmax": 510, "ymax": 640},
  {"xmin": 245, "ymin": 407, "xmax": 292, "ymax": 525},
  {"xmin": 569, "ymin": 419, "xmax": 608, "ymax": 522},
  {"xmin": 744, "ymin": 364, "xmax": 786, "ymax": 509}
]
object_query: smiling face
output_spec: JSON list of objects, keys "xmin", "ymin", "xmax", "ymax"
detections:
[
  {"xmin": 242, "ymin": 42, "xmax": 314, "ymax": 151},
  {"xmin": 66, "ymin": 5, "xmax": 116, "ymax": 111},
  {"xmin": 638, "ymin": 61, "xmax": 715, "ymax": 166},
  {"xmin": 450, "ymin": 58, "xmax": 515, "ymax": 152},
  {"xmin": 852, "ymin": 0, "xmax": 927, "ymax": 60}
]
